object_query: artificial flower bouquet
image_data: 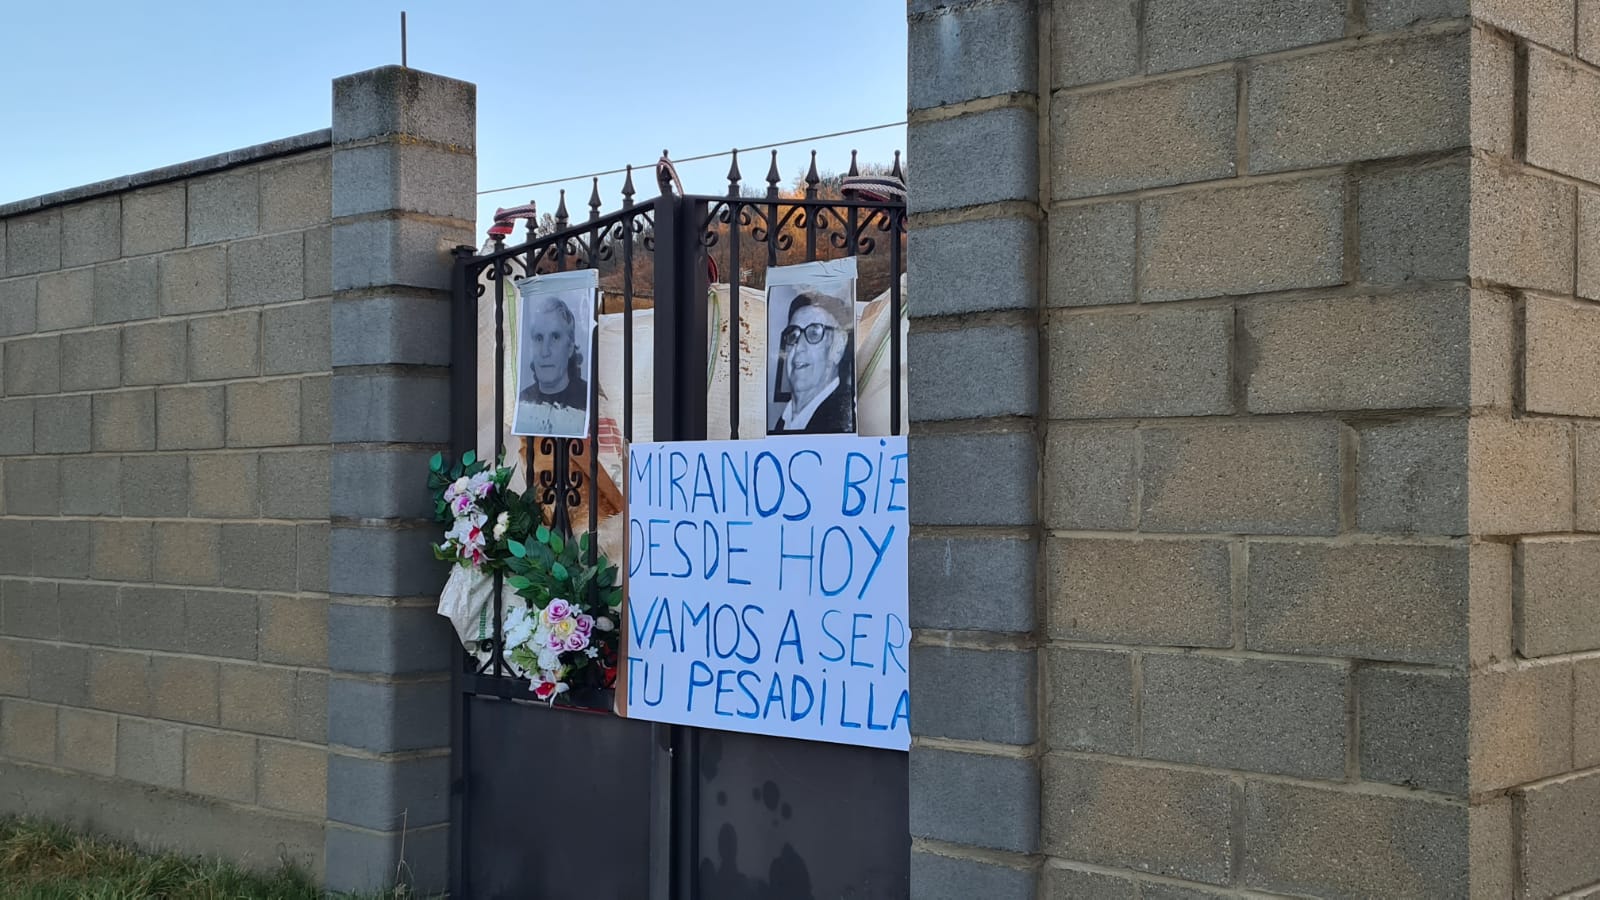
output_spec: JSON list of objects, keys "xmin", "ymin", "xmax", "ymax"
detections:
[{"xmin": 429, "ymin": 451, "xmax": 623, "ymax": 705}]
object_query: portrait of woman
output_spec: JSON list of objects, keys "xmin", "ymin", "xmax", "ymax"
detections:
[{"xmin": 512, "ymin": 269, "xmax": 597, "ymax": 438}]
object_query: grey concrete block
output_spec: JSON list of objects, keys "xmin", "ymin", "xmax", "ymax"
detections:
[
  {"xmin": 228, "ymin": 232, "xmax": 304, "ymax": 307},
  {"xmin": 1242, "ymin": 781, "xmax": 1467, "ymax": 897},
  {"xmin": 0, "ymin": 400, "xmax": 31, "ymax": 456},
  {"xmin": 5, "ymin": 210, "xmax": 61, "ymax": 276},
  {"xmin": 262, "ymin": 300, "xmax": 330, "ymax": 375},
  {"xmin": 91, "ymin": 389, "xmax": 156, "ymax": 452},
  {"xmin": 122, "ymin": 185, "xmax": 187, "ymax": 256},
  {"xmin": 329, "ymin": 372, "xmax": 449, "ymax": 444},
  {"xmin": 121, "ymin": 320, "xmax": 187, "ymax": 385},
  {"xmin": 89, "ymin": 521, "xmax": 152, "ymax": 581},
  {"xmin": 909, "ymin": 535, "xmax": 1036, "ymax": 632},
  {"xmin": 120, "ymin": 455, "xmax": 188, "ymax": 517},
  {"xmin": 911, "ymin": 747, "xmax": 1038, "ymax": 852},
  {"xmin": 295, "ymin": 669, "xmax": 328, "ymax": 742},
  {"xmin": 331, "ymin": 294, "xmax": 451, "ymax": 366},
  {"xmin": 33, "ymin": 520, "xmax": 89, "ymax": 579},
  {"xmin": 298, "ymin": 523, "xmax": 330, "ymax": 592},
  {"xmin": 218, "ymin": 663, "xmax": 297, "ymax": 737},
  {"xmin": 4, "ymin": 458, "xmax": 58, "ymax": 515},
  {"xmin": 331, "ymin": 216, "xmax": 473, "ymax": 292},
  {"xmin": 188, "ymin": 170, "xmax": 259, "ymax": 245},
  {"xmin": 1048, "ymin": 537, "xmax": 1233, "ymax": 646},
  {"xmin": 1248, "ymin": 31, "xmax": 1470, "ymax": 174},
  {"xmin": 1045, "ymin": 648, "xmax": 1134, "ymax": 753},
  {"xmin": 260, "ymin": 449, "xmax": 329, "ymax": 519},
  {"xmin": 329, "ymin": 525, "xmax": 446, "ymax": 598},
  {"xmin": 1358, "ymin": 666, "xmax": 1467, "ymax": 795},
  {"xmin": 1145, "ymin": 0, "xmax": 1345, "ymax": 73},
  {"xmin": 1043, "ymin": 755, "xmax": 1232, "ymax": 884},
  {"xmin": 1, "ymin": 579, "xmax": 59, "ymax": 638},
  {"xmin": 910, "ymin": 851, "xmax": 1035, "ymax": 900},
  {"xmin": 1053, "ymin": 0, "xmax": 1139, "ymax": 88},
  {"xmin": 1044, "ymin": 425, "xmax": 1136, "ymax": 530},
  {"xmin": 61, "ymin": 197, "xmax": 122, "ymax": 267},
  {"xmin": 332, "ymin": 142, "xmax": 476, "ymax": 222},
  {"xmin": 1049, "ymin": 307, "xmax": 1232, "ymax": 418},
  {"xmin": 3, "ymin": 335, "xmax": 59, "ymax": 395},
  {"xmin": 119, "ymin": 585, "xmax": 188, "ymax": 653},
  {"xmin": 908, "ymin": 431, "xmax": 1035, "ymax": 526},
  {"xmin": 1043, "ymin": 867, "xmax": 1140, "ymax": 899},
  {"xmin": 155, "ymin": 386, "xmax": 224, "ymax": 450},
  {"xmin": 1052, "ymin": 70, "xmax": 1237, "ymax": 199},
  {"xmin": 909, "ymin": 0, "xmax": 1037, "ymax": 109},
  {"xmin": 1367, "ymin": 0, "xmax": 1466, "ymax": 29},
  {"xmin": 330, "ymin": 448, "xmax": 436, "ymax": 519},
  {"xmin": 304, "ymin": 225, "xmax": 331, "ymax": 298},
  {"xmin": 328, "ymin": 602, "xmax": 454, "ymax": 675},
  {"xmin": 36, "ymin": 268, "xmax": 93, "ymax": 331},
  {"xmin": 188, "ymin": 310, "xmax": 261, "ymax": 381},
  {"xmin": 0, "ymin": 521, "xmax": 31, "ymax": 573},
  {"xmin": 61, "ymin": 456, "xmax": 121, "ymax": 516},
  {"xmin": 33, "ymin": 395, "xmax": 90, "ymax": 453},
  {"xmin": 908, "ymin": 107, "xmax": 1038, "ymax": 214},
  {"xmin": 29, "ymin": 643, "xmax": 88, "ymax": 706},
  {"xmin": 911, "ymin": 646, "xmax": 1035, "ymax": 744},
  {"xmin": 1517, "ymin": 537, "xmax": 1600, "ymax": 657},
  {"xmin": 185, "ymin": 590, "xmax": 259, "ymax": 660},
  {"xmin": 1139, "ymin": 422, "xmax": 1341, "ymax": 535},
  {"xmin": 1519, "ymin": 772, "xmax": 1600, "ymax": 899},
  {"xmin": 116, "ymin": 718, "xmax": 185, "ymax": 789},
  {"xmin": 259, "ymin": 594, "xmax": 328, "ymax": 666},
  {"xmin": 225, "ymin": 379, "xmax": 301, "ymax": 447},
  {"xmin": 907, "ymin": 217, "xmax": 1038, "ymax": 317},
  {"xmin": 1048, "ymin": 201, "xmax": 1134, "ymax": 307},
  {"xmin": 219, "ymin": 523, "xmax": 299, "ymax": 591},
  {"xmin": 324, "ymin": 821, "xmax": 448, "ymax": 896},
  {"xmin": 300, "ymin": 374, "xmax": 330, "ymax": 443},
  {"xmin": 327, "ymin": 676, "xmax": 450, "ymax": 752},
  {"xmin": 910, "ymin": 324, "xmax": 1036, "ymax": 421},
  {"xmin": 60, "ymin": 328, "xmax": 120, "ymax": 391},
  {"xmin": 58, "ymin": 583, "xmax": 120, "ymax": 646},
  {"xmin": 1141, "ymin": 654, "xmax": 1349, "ymax": 779},
  {"xmin": 326, "ymin": 753, "xmax": 449, "ymax": 830},
  {"xmin": 332, "ymin": 65, "xmax": 477, "ymax": 149},
  {"xmin": 158, "ymin": 246, "xmax": 226, "ymax": 315},
  {"xmin": 92, "ymin": 257, "xmax": 158, "ymax": 324},
  {"xmin": 1357, "ymin": 418, "xmax": 1468, "ymax": 535},
  {"xmin": 260, "ymin": 153, "xmax": 333, "ymax": 232},
  {"xmin": 1359, "ymin": 161, "xmax": 1469, "ymax": 283},
  {"xmin": 0, "ymin": 277, "xmax": 37, "ymax": 336}
]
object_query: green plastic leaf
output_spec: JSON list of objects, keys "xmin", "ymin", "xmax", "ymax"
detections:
[
  {"xmin": 508, "ymin": 539, "xmax": 527, "ymax": 559},
  {"xmin": 551, "ymin": 561, "xmax": 569, "ymax": 582},
  {"xmin": 536, "ymin": 525, "xmax": 551, "ymax": 543},
  {"xmin": 579, "ymin": 532, "xmax": 592, "ymax": 555},
  {"xmin": 429, "ymin": 451, "xmax": 443, "ymax": 472},
  {"xmin": 550, "ymin": 531, "xmax": 565, "ymax": 555},
  {"xmin": 507, "ymin": 576, "xmax": 532, "ymax": 591},
  {"xmin": 463, "ymin": 450, "xmax": 477, "ymax": 466}
]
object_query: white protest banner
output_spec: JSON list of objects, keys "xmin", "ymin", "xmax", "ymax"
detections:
[{"xmin": 620, "ymin": 433, "xmax": 910, "ymax": 751}]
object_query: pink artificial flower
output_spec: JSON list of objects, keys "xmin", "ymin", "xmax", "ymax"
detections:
[
  {"xmin": 451, "ymin": 493, "xmax": 475, "ymax": 516},
  {"xmin": 575, "ymin": 614, "xmax": 594, "ymax": 635},
  {"xmin": 564, "ymin": 632, "xmax": 588, "ymax": 652},
  {"xmin": 546, "ymin": 599, "xmax": 571, "ymax": 622}
]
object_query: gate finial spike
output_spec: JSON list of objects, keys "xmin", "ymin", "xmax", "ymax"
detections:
[
  {"xmin": 622, "ymin": 165, "xmax": 636, "ymax": 207},
  {"xmin": 555, "ymin": 189, "xmax": 569, "ymax": 230},
  {"xmin": 848, "ymin": 149, "xmax": 860, "ymax": 177},
  {"xmin": 727, "ymin": 149, "xmax": 741, "ymax": 197},
  {"xmin": 891, "ymin": 150, "xmax": 904, "ymax": 181},
  {"xmin": 766, "ymin": 149, "xmax": 781, "ymax": 198},
  {"xmin": 588, "ymin": 177, "xmax": 602, "ymax": 220},
  {"xmin": 805, "ymin": 150, "xmax": 820, "ymax": 199}
]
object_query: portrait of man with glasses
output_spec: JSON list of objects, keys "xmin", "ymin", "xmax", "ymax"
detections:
[{"xmin": 767, "ymin": 289, "xmax": 856, "ymax": 436}]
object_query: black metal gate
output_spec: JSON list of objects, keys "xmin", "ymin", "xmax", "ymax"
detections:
[{"xmin": 447, "ymin": 152, "xmax": 908, "ymax": 900}]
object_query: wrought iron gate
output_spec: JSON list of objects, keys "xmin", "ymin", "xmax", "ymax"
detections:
[{"xmin": 447, "ymin": 152, "xmax": 908, "ymax": 900}]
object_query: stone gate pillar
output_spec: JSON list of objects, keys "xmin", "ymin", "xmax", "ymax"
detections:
[
  {"xmin": 907, "ymin": 2, "xmax": 1600, "ymax": 897},
  {"xmin": 323, "ymin": 65, "xmax": 475, "ymax": 894}
]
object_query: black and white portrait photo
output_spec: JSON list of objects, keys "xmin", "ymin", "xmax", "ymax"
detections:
[
  {"xmin": 766, "ymin": 259, "xmax": 858, "ymax": 436},
  {"xmin": 512, "ymin": 269, "xmax": 597, "ymax": 439}
]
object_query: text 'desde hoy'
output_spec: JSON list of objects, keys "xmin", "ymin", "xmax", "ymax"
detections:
[{"xmin": 622, "ymin": 434, "xmax": 910, "ymax": 751}]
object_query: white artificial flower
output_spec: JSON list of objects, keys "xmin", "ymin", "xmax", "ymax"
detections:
[
  {"xmin": 492, "ymin": 511, "xmax": 509, "ymax": 541},
  {"xmin": 537, "ymin": 647, "xmax": 563, "ymax": 672},
  {"xmin": 584, "ymin": 646, "xmax": 599, "ymax": 659},
  {"xmin": 503, "ymin": 606, "xmax": 536, "ymax": 649},
  {"xmin": 595, "ymin": 616, "xmax": 615, "ymax": 632}
]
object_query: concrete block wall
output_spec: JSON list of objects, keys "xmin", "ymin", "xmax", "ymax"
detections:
[
  {"xmin": 0, "ymin": 134, "xmax": 334, "ymax": 872},
  {"xmin": 0, "ymin": 66, "xmax": 471, "ymax": 892},
  {"xmin": 908, "ymin": 1, "xmax": 1600, "ymax": 897}
]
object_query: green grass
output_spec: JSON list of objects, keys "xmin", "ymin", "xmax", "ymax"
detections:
[{"xmin": 0, "ymin": 817, "xmax": 337, "ymax": 900}]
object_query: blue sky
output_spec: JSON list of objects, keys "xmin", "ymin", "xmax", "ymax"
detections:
[{"xmin": 0, "ymin": 1, "xmax": 908, "ymax": 235}]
